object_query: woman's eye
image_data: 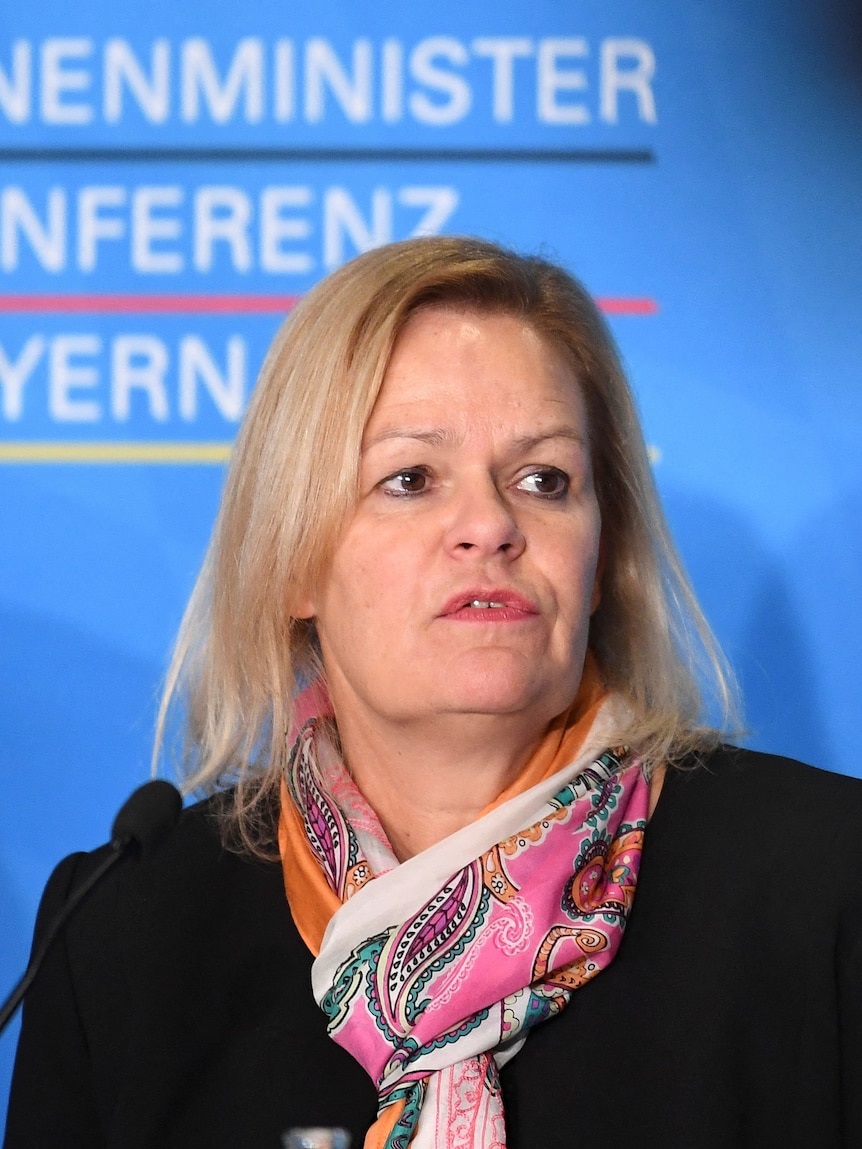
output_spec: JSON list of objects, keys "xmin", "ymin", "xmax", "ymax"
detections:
[
  {"xmin": 516, "ymin": 468, "xmax": 569, "ymax": 498},
  {"xmin": 379, "ymin": 469, "xmax": 429, "ymax": 496}
]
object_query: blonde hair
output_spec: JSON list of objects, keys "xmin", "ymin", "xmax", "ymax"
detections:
[{"xmin": 156, "ymin": 235, "xmax": 737, "ymax": 851}]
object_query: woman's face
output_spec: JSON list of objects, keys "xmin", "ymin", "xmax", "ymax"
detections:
[{"xmin": 300, "ymin": 306, "xmax": 602, "ymax": 738}]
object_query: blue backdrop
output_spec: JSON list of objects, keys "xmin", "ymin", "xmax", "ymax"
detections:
[{"xmin": 2, "ymin": 0, "xmax": 861, "ymax": 1121}]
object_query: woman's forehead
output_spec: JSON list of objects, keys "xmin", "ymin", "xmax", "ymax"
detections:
[
  {"xmin": 362, "ymin": 307, "xmax": 588, "ymax": 448},
  {"xmin": 384, "ymin": 306, "xmax": 574, "ymax": 385}
]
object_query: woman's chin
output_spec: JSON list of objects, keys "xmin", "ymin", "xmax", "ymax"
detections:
[{"xmin": 432, "ymin": 657, "xmax": 568, "ymax": 721}]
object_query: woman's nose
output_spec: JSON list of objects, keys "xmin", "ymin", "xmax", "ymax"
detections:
[{"xmin": 443, "ymin": 477, "xmax": 526, "ymax": 559}]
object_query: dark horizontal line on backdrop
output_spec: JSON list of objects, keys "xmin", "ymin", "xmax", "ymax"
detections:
[
  {"xmin": 0, "ymin": 146, "xmax": 656, "ymax": 164},
  {"xmin": 0, "ymin": 294, "xmax": 658, "ymax": 315}
]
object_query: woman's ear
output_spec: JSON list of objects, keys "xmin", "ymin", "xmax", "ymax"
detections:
[{"xmin": 290, "ymin": 588, "xmax": 316, "ymax": 621}]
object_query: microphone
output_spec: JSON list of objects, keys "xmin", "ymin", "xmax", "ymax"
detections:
[
  {"xmin": 110, "ymin": 779, "xmax": 183, "ymax": 854},
  {"xmin": 0, "ymin": 780, "xmax": 182, "ymax": 1036}
]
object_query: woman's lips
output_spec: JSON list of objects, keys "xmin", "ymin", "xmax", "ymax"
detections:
[{"xmin": 439, "ymin": 590, "xmax": 539, "ymax": 622}]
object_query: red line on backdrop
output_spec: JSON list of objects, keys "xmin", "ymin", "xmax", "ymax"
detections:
[
  {"xmin": 595, "ymin": 297, "xmax": 659, "ymax": 315},
  {"xmin": 0, "ymin": 294, "xmax": 658, "ymax": 316}
]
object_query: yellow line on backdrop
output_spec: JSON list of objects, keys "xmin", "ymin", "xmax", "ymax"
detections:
[{"xmin": 0, "ymin": 442, "xmax": 233, "ymax": 464}]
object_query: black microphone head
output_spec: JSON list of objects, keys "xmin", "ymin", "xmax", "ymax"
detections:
[{"xmin": 110, "ymin": 780, "xmax": 183, "ymax": 855}]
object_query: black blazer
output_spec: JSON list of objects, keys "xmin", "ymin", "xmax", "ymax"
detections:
[{"xmin": 5, "ymin": 746, "xmax": 862, "ymax": 1148}]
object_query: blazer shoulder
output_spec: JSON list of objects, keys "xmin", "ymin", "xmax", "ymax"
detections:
[
  {"xmin": 661, "ymin": 742, "xmax": 862, "ymax": 855},
  {"xmin": 679, "ymin": 742, "xmax": 862, "ymax": 798},
  {"xmin": 55, "ymin": 789, "xmax": 259, "ymax": 887},
  {"xmin": 38, "ymin": 790, "xmax": 284, "ymax": 967}
]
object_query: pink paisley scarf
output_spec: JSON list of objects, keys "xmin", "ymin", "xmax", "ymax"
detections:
[{"xmin": 279, "ymin": 670, "xmax": 649, "ymax": 1149}]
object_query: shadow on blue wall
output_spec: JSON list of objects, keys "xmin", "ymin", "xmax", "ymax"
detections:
[{"xmin": 661, "ymin": 486, "xmax": 832, "ymax": 767}]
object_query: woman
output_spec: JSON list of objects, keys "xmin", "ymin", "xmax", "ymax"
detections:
[{"xmin": 6, "ymin": 237, "xmax": 862, "ymax": 1149}]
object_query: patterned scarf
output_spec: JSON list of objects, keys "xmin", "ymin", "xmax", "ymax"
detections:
[{"xmin": 278, "ymin": 665, "xmax": 649, "ymax": 1149}]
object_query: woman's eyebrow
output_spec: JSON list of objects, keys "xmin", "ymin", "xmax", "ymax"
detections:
[
  {"xmin": 362, "ymin": 427, "xmax": 457, "ymax": 451},
  {"xmin": 510, "ymin": 429, "xmax": 587, "ymax": 451}
]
